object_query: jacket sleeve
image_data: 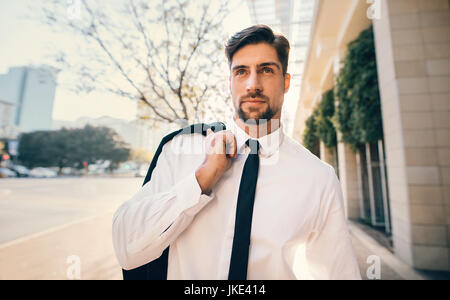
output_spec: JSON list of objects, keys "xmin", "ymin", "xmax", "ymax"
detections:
[
  {"xmin": 112, "ymin": 136, "xmax": 214, "ymax": 270},
  {"xmin": 304, "ymin": 167, "xmax": 362, "ymax": 280}
]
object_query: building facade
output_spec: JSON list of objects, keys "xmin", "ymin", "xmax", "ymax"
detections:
[
  {"xmin": 0, "ymin": 99, "xmax": 15, "ymax": 138},
  {"xmin": 0, "ymin": 66, "xmax": 57, "ymax": 133},
  {"xmin": 293, "ymin": 0, "xmax": 450, "ymax": 271}
]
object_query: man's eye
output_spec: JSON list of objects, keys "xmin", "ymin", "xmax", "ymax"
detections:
[
  {"xmin": 236, "ymin": 69, "xmax": 246, "ymax": 76},
  {"xmin": 263, "ymin": 67, "xmax": 274, "ymax": 74}
]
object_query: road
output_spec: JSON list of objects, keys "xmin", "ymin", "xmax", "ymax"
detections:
[
  {"xmin": 0, "ymin": 177, "xmax": 142, "ymax": 244},
  {"xmin": 0, "ymin": 176, "xmax": 143, "ymax": 279}
]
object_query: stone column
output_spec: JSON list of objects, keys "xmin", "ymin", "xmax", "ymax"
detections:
[
  {"xmin": 373, "ymin": 0, "xmax": 450, "ymax": 270},
  {"xmin": 337, "ymin": 132, "xmax": 361, "ymax": 220},
  {"xmin": 320, "ymin": 141, "xmax": 338, "ymax": 173},
  {"xmin": 337, "ymin": 143, "xmax": 361, "ymax": 221}
]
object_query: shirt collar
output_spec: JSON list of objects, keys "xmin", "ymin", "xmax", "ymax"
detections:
[{"xmin": 227, "ymin": 118, "xmax": 284, "ymax": 157}]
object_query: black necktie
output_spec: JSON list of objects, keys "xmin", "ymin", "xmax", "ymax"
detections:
[{"xmin": 228, "ymin": 139, "xmax": 260, "ymax": 280}]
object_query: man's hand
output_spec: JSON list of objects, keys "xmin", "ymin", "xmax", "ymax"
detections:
[{"xmin": 195, "ymin": 128, "xmax": 237, "ymax": 195}]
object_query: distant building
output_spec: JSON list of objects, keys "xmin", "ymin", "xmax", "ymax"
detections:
[
  {"xmin": 0, "ymin": 99, "xmax": 15, "ymax": 138},
  {"xmin": 53, "ymin": 116, "xmax": 168, "ymax": 154},
  {"xmin": 0, "ymin": 66, "xmax": 58, "ymax": 133}
]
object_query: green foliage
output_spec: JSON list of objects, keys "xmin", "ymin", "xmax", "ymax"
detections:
[
  {"xmin": 315, "ymin": 89, "xmax": 337, "ymax": 148},
  {"xmin": 302, "ymin": 110, "xmax": 320, "ymax": 157},
  {"xmin": 335, "ymin": 25, "xmax": 383, "ymax": 150},
  {"xmin": 18, "ymin": 125, "xmax": 131, "ymax": 171},
  {"xmin": 302, "ymin": 88, "xmax": 337, "ymax": 156}
]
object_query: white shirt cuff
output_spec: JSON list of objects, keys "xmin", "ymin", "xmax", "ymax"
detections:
[{"xmin": 176, "ymin": 172, "xmax": 215, "ymax": 217}]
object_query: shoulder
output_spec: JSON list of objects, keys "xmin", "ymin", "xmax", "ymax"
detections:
[
  {"xmin": 160, "ymin": 129, "xmax": 206, "ymax": 158},
  {"xmin": 159, "ymin": 122, "xmax": 224, "ymax": 157},
  {"xmin": 281, "ymin": 134, "xmax": 336, "ymax": 179}
]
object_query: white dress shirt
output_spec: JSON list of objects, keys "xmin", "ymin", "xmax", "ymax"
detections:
[{"xmin": 112, "ymin": 120, "xmax": 361, "ymax": 280}]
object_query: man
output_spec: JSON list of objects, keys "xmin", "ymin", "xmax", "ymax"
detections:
[{"xmin": 112, "ymin": 25, "xmax": 361, "ymax": 280}]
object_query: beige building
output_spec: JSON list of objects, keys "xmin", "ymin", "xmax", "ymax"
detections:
[{"xmin": 293, "ymin": 0, "xmax": 450, "ymax": 271}]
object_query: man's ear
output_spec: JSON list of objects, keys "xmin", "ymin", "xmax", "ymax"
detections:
[
  {"xmin": 284, "ymin": 73, "xmax": 291, "ymax": 94},
  {"xmin": 229, "ymin": 76, "xmax": 231, "ymax": 92}
]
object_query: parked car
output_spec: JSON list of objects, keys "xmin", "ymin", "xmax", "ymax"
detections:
[
  {"xmin": 8, "ymin": 165, "xmax": 30, "ymax": 177},
  {"xmin": 0, "ymin": 167, "xmax": 17, "ymax": 178},
  {"xmin": 29, "ymin": 167, "xmax": 57, "ymax": 178},
  {"xmin": 60, "ymin": 167, "xmax": 84, "ymax": 176},
  {"xmin": 114, "ymin": 161, "xmax": 138, "ymax": 175}
]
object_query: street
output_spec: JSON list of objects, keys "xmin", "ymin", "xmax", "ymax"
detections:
[
  {"xmin": 0, "ymin": 177, "xmax": 143, "ymax": 279},
  {"xmin": 0, "ymin": 176, "xmax": 142, "ymax": 280},
  {"xmin": 0, "ymin": 177, "xmax": 142, "ymax": 244}
]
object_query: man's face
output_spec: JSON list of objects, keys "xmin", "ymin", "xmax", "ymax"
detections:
[{"xmin": 229, "ymin": 43, "xmax": 290, "ymax": 124}]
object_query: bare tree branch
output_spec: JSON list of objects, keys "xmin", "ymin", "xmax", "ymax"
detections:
[{"xmin": 39, "ymin": 0, "xmax": 232, "ymax": 125}]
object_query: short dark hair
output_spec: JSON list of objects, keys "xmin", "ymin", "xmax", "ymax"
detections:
[{"xmin": 225, "ymin": 25, "xmax": 290, "ymax": 76}]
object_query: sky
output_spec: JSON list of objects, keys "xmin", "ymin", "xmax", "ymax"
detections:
[{"xmin": 0, "ymin": 0, "xmax": 253, "ymax": 122}]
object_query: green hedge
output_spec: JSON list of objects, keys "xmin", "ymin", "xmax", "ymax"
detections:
[
  {"xmin": 302, "ymin": 110, "xmax": 320, "ymax": 156},
  {"xmin": 335, "ymin": 25, "xmax": 383, "ymax": 150},
  {"xmin": 315, "ymin": 89, "xmax": 337, "ymax": 148},
  {"xmin": 302, "ymin": 88, "xmax": 337, "ymax": 155},
  {"xmin": 302, "ymin": 25, "xmax": 382, "ymax": 152}
]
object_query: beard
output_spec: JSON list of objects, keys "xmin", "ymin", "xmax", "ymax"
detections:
[
  {"xmin": 237, "ymin": 104, "xmax": 277, "ymax": 125},
  {"xmin": 237, "ymin": 92, "xmax": 279, "ymax": 125}
]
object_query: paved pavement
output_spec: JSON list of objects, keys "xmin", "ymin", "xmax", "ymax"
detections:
[
  {"xmin": 0, "ymin": 212, "xmax": 123, "ymax": 279},
  {"xmin": 349, "ymin": 221, "xmax": 420, "ymax": 280},
  {"xmin": 0, "ymin": 177, "xmax": 142, "ymax": 280},
  {"xmin": 349, "ymin": 221, "xmax": 450, "ymax": 280}
]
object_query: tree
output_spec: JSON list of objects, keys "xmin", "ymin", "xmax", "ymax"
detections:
[
  {"xmin": 315, "ymin": 89, "xmax": 337, "ymax": 149},
  {"xmin": 302, "ymin": 109, "xmax": 320, "ymax": 157},
  {"xmin": 40, "ymin": 0, "xmax": 233, "ymax": 126},
  {"xmin": 18, "ymin": 126, "xmax": 131, "ymax": 173},
  {"xmin": 68, "ymin": 125, "xmax": 131, "ymax": 170},
  {"xmin": 335, "ymin": 26, "xmax": 383, "ymax": 150},
  {"xmin": 18, "ymin": 130, "xmax": 68, "ymax": 170}
]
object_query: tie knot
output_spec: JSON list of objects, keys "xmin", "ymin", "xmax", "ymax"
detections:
[{"xmin": 245, "ymin": 139, "xmax": 260, "ymax": 155}]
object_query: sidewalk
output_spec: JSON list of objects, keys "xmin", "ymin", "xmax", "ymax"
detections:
[
  {"xmin": 348, "ymin": 220, "xmax": 450, "ymax": 280},
  {"xmin": 0, "ymin": 212, "xmax": 122, "ymax": 280}
]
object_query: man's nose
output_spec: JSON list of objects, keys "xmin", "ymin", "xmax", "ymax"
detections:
[{"xmin": 246, "ymin": 71, "xmax": 263, "ymax": 94}]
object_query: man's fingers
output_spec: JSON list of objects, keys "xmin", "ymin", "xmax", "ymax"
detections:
[
  {"xmin": 222, "ymin": 131, "xmax": 237, "ymax": 158},
  {"xmin": 225, "ymin": 133, "xmax": 237, "ymax": 158},
  {"xmin": 205, "ymin": 128, "xmax": 215, "ymax": 155},
  {"xmin": 205, "ymin": 129, "xmax": 237, "ymax": 158}
]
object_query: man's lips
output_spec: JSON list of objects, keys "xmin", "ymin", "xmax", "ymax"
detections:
[{"xmin": 242, "ymin": 98, "xmax": 266, "ymax": 103}]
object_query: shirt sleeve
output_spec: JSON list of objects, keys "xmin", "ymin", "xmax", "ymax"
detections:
[
  {"xmin": 304, "ymin": 167, "xmax": 362, "ymax": 280},
  {"xmin": 112, "ymin": 137, "xmax": 215, "ymax": 270}
]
